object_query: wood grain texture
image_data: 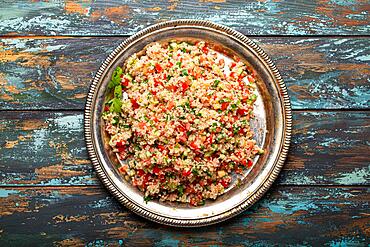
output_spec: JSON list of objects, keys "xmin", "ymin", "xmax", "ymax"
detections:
[
  {"xmin": 1, "ymin": 111, "xmax": 369, "ymax": 186},
  {"xmin": 0, "ymin": 186, "xmax": 368, "ymax": 246},
  {"xmin": 0, "ymin": 37, "xmax": 369, "ymax": 110},
  {"xmin": 0, "ymin": 0, "xmax": 369, "ymax": 36}
]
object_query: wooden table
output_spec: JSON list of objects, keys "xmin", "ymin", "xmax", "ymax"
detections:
[{"xmin": 0, "ymin": 1, "xmax": 369, "ymax": 246}]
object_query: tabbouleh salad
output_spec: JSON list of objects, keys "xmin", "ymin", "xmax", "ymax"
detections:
[{"xmin": 102, "ymin": 40, "xmax": 263, "ymax": 206}]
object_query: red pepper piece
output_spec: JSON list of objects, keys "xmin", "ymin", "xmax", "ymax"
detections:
[
  {"xmin": 131, "ymin": 98, "xmax": 139, "ymax": 109},
  {"xmin": 155, "ymin": 63, "xmax": 163, "ymax": 73}
]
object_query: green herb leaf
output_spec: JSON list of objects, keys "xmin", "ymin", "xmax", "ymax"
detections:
[
  {"xmin": 114, "ymin": 85, "xmax": 122, "ymax": 98},
  {"xmin": 112, "ymin": 66, "xmax": 123, "ymax": 81},
  {"xmin": 212, "ymin": 80, "xmax": 220, "ymax": 88},
  {"xmin": 177, "ymin": 185, "xmax": 184, "ymax": 196},
  {"xmin": 205, "ymin": 170, "xmax": 213, "ymax": 177},
  {"xmin": 250, "ymin": 94, "xmax": 257, "ymax": 101},
  {"xmin": 181, "ymin": 69, "xmax": 188, "ymax": 76},
  {"xmin": 144, "ymin": 196, "xmax": 153, "ymax": 203},
  {"xmin": 233, "ymin": 126, "xmax": 240, "ymax": 135},
  {"xmin": 198, "ymin": 200, "xmax": 206, "ymax": 206},
  {"xmin": 108, "ymin": 66, "xmax": 123, "ymax": 89},
  {"xmin": 192, "ymin": 168, "xmax": 199, "ymax": 176},
  {"xmin": 110, "ymin": 98, "xmax": 122, "ymax": 113}
]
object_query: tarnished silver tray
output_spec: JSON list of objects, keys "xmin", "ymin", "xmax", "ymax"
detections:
[{"xmin": 84, "ymin": 20, "xmax": 292, "ymax": 227}]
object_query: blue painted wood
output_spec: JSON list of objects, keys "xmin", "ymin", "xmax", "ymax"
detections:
[
  {"xmin": 0, "ymin": 0, "xmax": 369, "ymax": 36},
  {"xmin": 0, "ymin": 37, "xmax": 369, "ymax": 110},
  {"xmin": 0, "ymin": 0, "xmax": 369, "ymax": 244},
  {"xmin": 0, "ymin": 186, "xmax": 368, "ymax": 246},
  {"xmin": 0, "ymin": 111, "xmax": 368, "ymax": 186}
]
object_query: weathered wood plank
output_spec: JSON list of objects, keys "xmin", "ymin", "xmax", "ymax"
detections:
[
  {"xmin": 0, "ymin": 37, "xmax": 369, "ymax": 110},
  {"xmin": 0, "ymin": 111, "xmax": 369, "ymax": 186},
  {"xmin": 0, "ymin": 0, "xmax": 369, "ymax": 36},
  {"xmin": 0, "ymin": 186, "xmax": 368, "ymax": 246}
]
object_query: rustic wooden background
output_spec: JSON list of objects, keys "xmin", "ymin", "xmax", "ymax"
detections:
[{"xmin": 0, "ymin": 0, "xmax": 369, "ymax": 246}]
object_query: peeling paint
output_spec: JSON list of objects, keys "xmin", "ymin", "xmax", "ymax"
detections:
[
  {"xmin": 0, "ymin": 189, "xmax": 18, "ymax": 198},
  {"xmin": 334, "ymin": 165, "xmax": 370, "ymax": 185},
  {"xmin": 0, "ymin": 1, "xmax": 368, "ymax": 35}
]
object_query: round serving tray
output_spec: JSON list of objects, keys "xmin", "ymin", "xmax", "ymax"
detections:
[{"xmin": 84, "ymin": 20, "xmax": 292, "ymax": 227}]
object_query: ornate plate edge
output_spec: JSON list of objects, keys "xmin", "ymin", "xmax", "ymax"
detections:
[{"xmin": 84, "ymin": 19, "xmax": 292, "ymax": 227}]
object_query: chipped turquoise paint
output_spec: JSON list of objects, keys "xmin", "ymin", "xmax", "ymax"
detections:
[
  {"xmin": 334, "ymin": 165, "xmax": 370, "ymax": 185},
  {"xmin": 155, "ymin": 238, "xmax": 180, "ymax": 247},
  {"xmin": 89, "ymin": 197, "xmax": 114, "ymax": 209},
  {"xmin": 0, "ymin": 1, "xmax": 369, "ymax": 35},
  {"xmin": 86, "ymin": 240, "xmax": 105, "ymax": 247},
  {"xmin": 329, "ymin": 237, "xmax": 365, "ymax": 247},
  {"xmin": 329, "ymin": 0, "xmax": 358, "ymax": 6},
  {"xmin": 0, "ymin": 189, "xmax": 18, "ymax": 197},
  {"xmin": 266, "ymin": 200, "xmax": 319, "ymax": 215},
  {"xmin": 355, "ymin": 54, "xmax": 370, "ymax": 62},
  {"xmin": 241, "ymin": 216, "xmax": 253, "ymax": 226}
]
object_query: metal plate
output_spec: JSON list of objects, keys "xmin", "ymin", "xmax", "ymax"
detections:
[{"xmin": 84, "ymin": 20, "xmax": 292, "ymax": 227}]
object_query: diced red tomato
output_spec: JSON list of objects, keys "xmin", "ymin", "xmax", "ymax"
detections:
[
  {"xmin": 229, "ymin": 72, "xmax": 236, "ymax": 78},
  {"xmin": 241, "ymin": 159, "xmax": 253, "ymax": 167},
  {"xmin": 117, "ymin": 147, "xmax": 125, "ymax": 153},
  {"xmin": 189, "ymin": 141, "xmax": 200, "ymax": 151},
  {"xmin": 177, "ymin": 124, "xmax": 186, "ymax": 132},
  {"xmin": 248, "ymin": 160, "xmax": 253, "ymax": 167},
  {"xmin": 121, "ymin": 77, "xmax": 129, "ymax": 87},
  {"xmin": 154, "ymin": 78, "xmax": 163, "ymax": 87},
  {"xmin": 221, "ymin": 102, "xmax": 229, "ymax": 111},
  {"xmin": 159, "ymin": 174, "xmax": 166, "ymax": 182},
  {"xmin": 116, "ymin": 141, "xmax": 124, "ymax": 147},
  {"xmin": 237, "ymin": 108, "xmax": 248, "ymax": 116},
  {"xmin": 162, "ymin": 73, "xmax": 167, "ymax": 80},
  {"xmin": 167, "ymin": 100, "xmax": 175, "ymax": 110},
  {"xmin": 238, "ymin": 73, "xmax": 246, "ymax": 82},
  {"xmin": 118, "ymin": 166, "xmax": 126, "ymax": 173},
  {"xmin": 131, "ymin": 98, "xmax": 139, "ymax": 109},
  {"xmin": 155, "ymin": 63, "xmax": 163, "ymax": 73},
  {"xmin": 230, "ymin": 62, "xmax": 236, "ymax": 68},
  {"xmin": 206, "ymin": 133, "xmax": 214, "ymax": 144},
  {"xmin": 247, "ymin": 75, "xmax": 254, "ymax": 83},
  {"xmin": 104, "ymin": 105, "xmax": 110, "ymax": 112},
  {"xmin": 202, "ymin": 45, "xmax": 208, "ymax": 54},
  {"xmin": 142, "ymin": 174, "xmax": 150, "ymax": 188},
  {"xmin": 179, "ymin": 133, "xmax": 188, "ymax": 143},
  {"xmin": 182, "ymin": 169, "xmax": 192, "ymax": 177},
  {"xmin": 168, "ymin": 61, "xmax": 173, "ymax": 67},
  {"xmin": 157, "ymin": 145, "xmax": 166, "ymax": 151},
  {"xmin": 151, "ymin": 90, "xmax": 157, "ymax": 96},
  {"xmin": 181, "ymin": 81, "xmax": 189, "ymax": 93},
  {"xmin": 138, "ymin": 122, "xmax": 146, "ymax": 129},
  {"xmin": 137, "ymin": 169, "xmax": 145, "ymax": 176},
  {"xmin": 153, "ymin": 166, "xmax": 160, "ymax": 175},
  {"xmin": 167, "ymin": 85, "xmax": 178, "ymax": 92},
  {"xmin": 220, "ymin": 179, "xmax": 229, "ymax": 188},
  {"xmin": 184, "ymin": 122, "xmax": 191, "ymax": 131}
]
